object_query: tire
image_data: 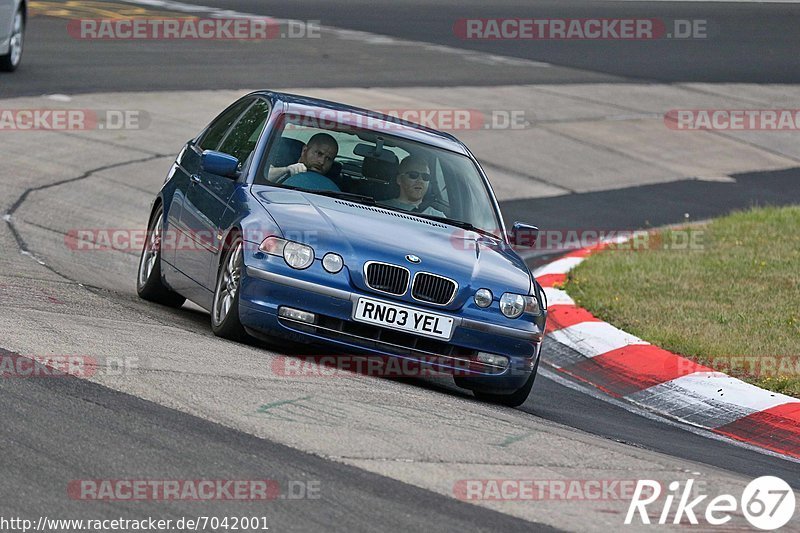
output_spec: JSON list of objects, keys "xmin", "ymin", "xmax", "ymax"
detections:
[
  {"xmin": 0, "ymin": 8, "xmax": 24, "ymax": 72},
  {"xmin": 211, "ymin": 234, "xmax": 249, "ymax": 341},
  {"xmin": 136, "ymin": 206, "xmax": 186, "ymax": 308}
]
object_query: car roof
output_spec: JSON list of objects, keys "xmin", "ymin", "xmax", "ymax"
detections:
[{"xmin": 252, "ymin": 90, "xmax": 471, "ymax": 156}]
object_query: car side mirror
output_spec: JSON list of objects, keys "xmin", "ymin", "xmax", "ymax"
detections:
[
  {"xmin": 511, "ymin": 222, "xmax": 538, "ymax": 247},
  {"xmin": 201, "ymin": 150, "xmax": 240, "ymax": 178}
]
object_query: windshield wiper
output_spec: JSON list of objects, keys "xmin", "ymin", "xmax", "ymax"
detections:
[
  {"xmin": 411, "ymin": 213, "xmax": 498, "ymax": 238},
  {"xmin": 313, "ymin": 190, "xmax": 377, "ymax": 205}
]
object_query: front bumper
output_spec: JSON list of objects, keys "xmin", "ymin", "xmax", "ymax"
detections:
[{"xmin": 240, "ymin": 264, "xmax": 543, "ymax": 390}]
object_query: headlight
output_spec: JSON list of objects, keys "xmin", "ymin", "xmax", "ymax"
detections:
[
  {"xmin": 283, "ymin": 241, "xmax": 315, "ymax": 269},
  {"xmin": 259, "ymin": 236, "xmax": 314, "ymax": 270},
  {"xmin": 500, "ymin": 293, "xmax": 525, "ymax": 318},
  {"xmin": 474, "ymin": 288, "xmax": 493, "ymax": 308},
  {"xmin": 500, "ymin": 292, "xmax": 541, "ymax": 319}
]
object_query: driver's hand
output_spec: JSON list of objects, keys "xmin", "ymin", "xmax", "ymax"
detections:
[{"xmin": 286, "ymin": 163, "xmax": 307, "ymax": 176}]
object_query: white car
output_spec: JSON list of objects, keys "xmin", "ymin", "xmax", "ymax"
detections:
[{"xmin": 0, "ymin": 0, "xmax": 24, "ymax": 71}]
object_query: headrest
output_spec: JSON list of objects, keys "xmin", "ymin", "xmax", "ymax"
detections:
[
  {"xmin": 270, "ymin": 137, "xmax": 304, "ymax": 167},
  {"xmin": 362, "ymin": 154, "xmax": 399, "ymax": 182}
]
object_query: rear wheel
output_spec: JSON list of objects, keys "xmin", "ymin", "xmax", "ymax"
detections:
[
  {"xmin": 137, "ymin": 206, "xmax": 186, "ymax": 308},
  {"xmin": 0, "ymin": 9, "xmax": 24, "ymax": 72},
  {"xmin": 211, "ymin": 235, "xmax": 249, "ymax": 341}
]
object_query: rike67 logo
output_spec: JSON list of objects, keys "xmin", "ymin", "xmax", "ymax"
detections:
[{"xmin": 626, "ymin": 476, "xmax": 795, "ymax": 530}]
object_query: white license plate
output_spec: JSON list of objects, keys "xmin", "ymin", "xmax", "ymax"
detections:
[{"xmin": 352, "ymin": 297, "xmax": 454, "ymax": 340}]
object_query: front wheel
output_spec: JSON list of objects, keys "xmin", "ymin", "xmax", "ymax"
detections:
[
  {"xmin": 137, "ymin": 206, "xmax": 186, "ymax": 308},
  {"xmin": 211, "ymin": 235, "xmax": 249, "ymax": 341},
  {"xmin": 0, "ymin": 9, "xmax": 24, "ymax": 72},
  {"xmin": 472, "ymin": 371, "xmax": 536, "ymax": 407},
  {"xmin": 465, "ymin": 354, "xmax": 540, "ymax": 408}
]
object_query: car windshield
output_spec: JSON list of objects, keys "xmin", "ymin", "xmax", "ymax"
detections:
[{"xmin": 255, "ymin": 111, "xmax": 503, "ymax": 236}]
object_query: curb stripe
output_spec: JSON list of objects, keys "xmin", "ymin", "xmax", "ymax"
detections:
[
  {"xmin": 533, "ymin": 256, "xmax": 584, "ymax": 277},
  {"xmin": 714, "ymin": 403, "xmax": 800, "ymax": 459},
  {"xmin": 563, "ymin": 248, "xmax": 596, "ymax": 258},
  {"xmin": 536, "ymin": 273, "xmax": 566, "ymax": 288},
  {"xmin": 546, "ymin": 305, "xmax": 600, "ymax": 333},
  {"xmin": 543, "ymin": 287, "xmax": 574, "ymax": 306},
  {"xmin": 628, "ymin": 378, "xmax": 760, "ymax": 429},
  {"xmin": 548, "ymin": 321, "xmax": 648, "ymax": 359},
  {"xmin": 558, "ymin": 345, "xmax": 713, "ymax": 397},
  {"xmin": 640, "ymin": 372, "xmax": 797, "ymax": 415}
]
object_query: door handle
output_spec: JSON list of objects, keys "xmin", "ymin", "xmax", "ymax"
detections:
[{"xmin": 190, "ymin": 174, "xmax": 201, "ymax": 184}]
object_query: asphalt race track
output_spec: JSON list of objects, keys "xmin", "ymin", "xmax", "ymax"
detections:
[{"xmin": 1, "ymin": 1, "xmax": 799, "ymax": 532}]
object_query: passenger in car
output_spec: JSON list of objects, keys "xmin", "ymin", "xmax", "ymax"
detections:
[
  {"xmin": 267, "ymin": 133, "xmax": 340, "ymax": 191},
  {"xmin": 381, "ymin": 155, "xmax": 446, "ymax": 217}
]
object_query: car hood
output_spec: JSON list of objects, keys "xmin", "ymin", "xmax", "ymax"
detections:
[{"xmin": 251, "ymin": 187, "xmax": 532, "ymax": 307}]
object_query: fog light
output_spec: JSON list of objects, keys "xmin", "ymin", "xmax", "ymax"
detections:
[
  {"xmin": 476, "ymin": 352, "xmax": 509, "ymax": 368},
  {"xmin": 474, "ymin": 288, "xmax": 493, "ymax": 308},
  {"xmin": 322, "ymin": 253, "xmax": 344, "ymax": 273},
  {"xmin": 278, "ymin": 306, "xmax": 316, "ymax": 324}
]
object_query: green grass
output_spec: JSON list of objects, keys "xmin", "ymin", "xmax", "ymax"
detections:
[{"xmin": 564, "ymin": 205, "xmax": 800, "ymax": 397}]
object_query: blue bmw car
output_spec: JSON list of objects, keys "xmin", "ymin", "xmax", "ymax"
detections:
[{"xmin": 137, "ymin": 91, "xmax": 547, "ymax": 406}]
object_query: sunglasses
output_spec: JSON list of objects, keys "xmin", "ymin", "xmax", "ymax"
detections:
[{"xmin": 401, "ymin": 171, "xmax": 431, "ymax": 182}]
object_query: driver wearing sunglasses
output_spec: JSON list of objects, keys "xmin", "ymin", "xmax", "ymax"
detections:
[{"xmin": 381, "ymin": 155, "xmax": 445, "ymax": 217}]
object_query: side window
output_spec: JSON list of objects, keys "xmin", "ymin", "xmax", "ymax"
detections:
[
  {"xmin": 196, "ymin": 97, "xmax": 255, "ymax": 151},
  {"xmin": 218, "ymin": 99, "xmax": 271, "ymax": 163}
]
